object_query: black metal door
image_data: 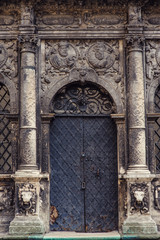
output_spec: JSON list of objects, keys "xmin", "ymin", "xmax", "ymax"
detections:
[
  {"xmin": 50, "ymin": 116, "xmax": 118, "ymax": 232},
  {"xmin": 50, "ymin": 83, "xmax": 118, "ymax": 232}
]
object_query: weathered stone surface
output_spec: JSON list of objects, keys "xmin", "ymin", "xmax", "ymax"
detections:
[
  {"xmin": 0, "ymin": 0, "xmax": 158, "ymax": 237},
  {"xmin": 9, "ymin": 216, "xmax": 44, "ymax": 235},
  {"xmin": 123, "ymin": 215, "xmax": 158, "ymax": 235}
]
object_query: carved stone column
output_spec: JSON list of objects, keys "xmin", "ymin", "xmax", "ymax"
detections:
[
  {"xmin": 9, "ymin": 3, "xmax": 45, "ymax": 235},
  {"xmin": 18, "ymin": 35, "xmax": 38, "ymax": 170},
  {"xmin": 127, "ymin": 36, "xmax": 149, "ymax": 174},
  {"xmin": 122, "ymin": 1, "xmax": 157, "ymax": 235}
]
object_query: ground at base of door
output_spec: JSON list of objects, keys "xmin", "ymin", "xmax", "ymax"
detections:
[{"xmin": 0, "ymin": 232, "xmax": 160, "ymax": 240}]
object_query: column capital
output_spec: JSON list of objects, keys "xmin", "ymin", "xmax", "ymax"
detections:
[
  {"xmin": 18, "ymin": 35, "xmax": 39, "ymax": 53},
  {"xmin": 126, "ymin": 35, "xmax": 145, "ymax": 51}
]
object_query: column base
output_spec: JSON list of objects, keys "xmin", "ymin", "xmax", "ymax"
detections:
[
  {"xmin": 9, "ymin": 216, "xmax": 44, "ymax": 235},
  {"xmin": 18, "ymin": 164, "xmax": 38, "ymax": 171},
  {"xmin": 127, "ymin": 164, "xmax": 150, "ymax": 176},
  {"xmin": 122, "ymin": 215, "xmax": 158, "ymax": 235}
]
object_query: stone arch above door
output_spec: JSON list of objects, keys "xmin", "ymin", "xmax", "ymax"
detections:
[{"xmin": 41, "ymin": 76, "xmax": 123, "ymax": 114}]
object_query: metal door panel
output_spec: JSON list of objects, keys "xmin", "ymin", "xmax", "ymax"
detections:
[
  {"xmin": 84, "ymin": 117, "xmax": 118, "ymax": 232},
  {"xmin": 50, "ymin": 117, "xmax": 84, "ymax": 231}
]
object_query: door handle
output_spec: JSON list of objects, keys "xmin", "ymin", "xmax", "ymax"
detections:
[{"xmin": 81, "ymin": 181, "xmax": 86, "ymax": 190}]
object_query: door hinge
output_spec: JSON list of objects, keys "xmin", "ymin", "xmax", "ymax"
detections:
[{"xmin": 81, "ymin": 181, "xmax": 86, "ymax": 189}]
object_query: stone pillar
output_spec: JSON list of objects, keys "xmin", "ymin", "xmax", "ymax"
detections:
[
  {"xmin": 9, "ymin": 3, "xmax": 44, "ymax": 235},
  {"xmin": 127, "ymin": 35, "xmax": 149, "ymax": 174},
  {"xmin": 122, "ymin": 2, "xmax": 157, "ymax": 235},
  {"xmin": 18, "ymin": 35, "xmax": 38, "ymax": 170}
]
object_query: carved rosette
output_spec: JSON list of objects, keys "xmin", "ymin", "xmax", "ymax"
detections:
[
  {"xmin": 126, "ymin": 36, "xmax": 145, "ymax": 52},
  {"xmin": 18, "ymin": 35, "xmax": 38, "ymax": 53},
  {"xmin": 18, "ymin": 183, "xmax": 36, "ymax": 216},
  {"xmin": 130, "ymin": 183, "xmax": 149, "ymax": 214}
]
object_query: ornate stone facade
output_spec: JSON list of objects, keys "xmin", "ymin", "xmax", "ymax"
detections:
[{"xmin": 0, "ymin": 0, "xmax": 159, "ymax": 238}]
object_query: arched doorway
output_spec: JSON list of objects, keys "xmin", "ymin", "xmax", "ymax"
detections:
[{"xmin": 49, "ymin": 82, "xmax": 118, "ymax": 232}]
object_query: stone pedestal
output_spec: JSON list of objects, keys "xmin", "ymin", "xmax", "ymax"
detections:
[
  {"xmin": 9, "ymin": 216, "xmax": 44, "ymax": 235},
  {"xmin": 9, "ymin": 175, "xmax": 45, "ymax": 235},
  {"xmin": 123, "ymin": 215, "xmax": 157, "ymax": 235},
  {"xmin": 122, "ymin": 178, "xmax": 158, "ymax": 235}
]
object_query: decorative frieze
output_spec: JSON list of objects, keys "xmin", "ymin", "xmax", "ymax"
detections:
[
  {"xmin": 0, "ymin": 2, "xmax": 19, "ymax": 31},
  {"xmin": 41, "ymin": 40, "xmax": 121, "ymax": 90},
  {"xmin": 35, "ymin": 0, "xmax": 127, "ymax": 30},
  {"xmin": 142, "ymin": 2, "xmax": 160, "ymax": 30}
]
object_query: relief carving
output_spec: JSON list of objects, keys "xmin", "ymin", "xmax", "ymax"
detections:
[
  {"xmin": 143, "ymin": 2, "xmax": 160, "ymax": 29},
  {"xmin": 130, "ymin": 183, "xmax": 149, "ymax": 214},
  {"xmin": 145, "ymin": 41, "xmax": 160, "ymax": 89},
  {"xmin": 36, "ymin": 0, "xmax": 127, "ymax": 30},
  {"xmin": 42, "ymin": 39, "xmax": 123, "ymax": 107},
  {"xmin": 21, "ymin": 6, "xmax": 34, "ymax": 25},
  {"xmin": 42, "ymin": 15, "xmax": 75, "ymax": 25},
  {"xmin": 126, "ymin": 36, "xmax": 144, "ymax": 51},
  {"xmin": 0, "ymin": 186, "xmax": 14, "ymax": 215},
  {"xmin": 69, "ymin": 68, "xmax": 98, "ymax": 83},
  {"xmin": 128, "ymin": 4, "xmax": 141, "ymax": 24},
  {"xmin": 48, "ymin": 41, "xmax": 77, "ymax": 71},
  {"xmin": 154, "ymin": 185, "xmax": 160, "ymax": 210},
  {"xmin": 87, "ymin": 42, "xmax": 116, "ymax": 71},
  {"xmin": 18, "ymin": 183, "xmax": 36, "ymax": 216},
  {"xmin": 0, "ymin": 16, "xmax": 14, "ymax": 25},
  {"xmin": 0, "ymin": 2, "xmax": 19, "ymax": 30},
  {"xmin": 0, "ymin": 40, "xmax": 18, "ymax": 86},
  {"xmin": 18, "ymin": 35, "xmax": 38, "ymax": 52}
]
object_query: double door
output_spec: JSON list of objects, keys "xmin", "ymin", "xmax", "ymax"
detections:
[{"xmin": 50, "ymin": 116, "xmax": 118, "ymax": 232}]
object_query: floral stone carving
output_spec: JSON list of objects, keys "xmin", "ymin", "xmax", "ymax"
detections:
[{"xmin": 18, "ymin": 183, "xmax": 36, "ymax": 216}]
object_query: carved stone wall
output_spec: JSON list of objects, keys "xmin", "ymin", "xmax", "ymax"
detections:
[{"xmin": 0, "ymin": 0, "xmax": 159, "ymax": 237}]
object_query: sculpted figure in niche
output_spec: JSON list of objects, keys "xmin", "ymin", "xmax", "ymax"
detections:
[
  {"xmin": 88, "ymin": 42, "xmax": 115, "ymax": 70},
  {"xmin": 21, "ymin": 6, "xmax": 33, "ymax": 25},
  {"xmin": 49, "ymin": 41, "xmax": 77, "ymax": 71}
]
